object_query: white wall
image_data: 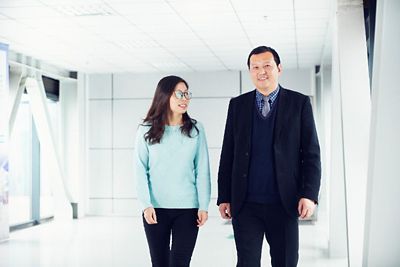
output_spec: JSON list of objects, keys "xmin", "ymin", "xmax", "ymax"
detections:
[{"xmin": 86, "ymin": 69, "xmax": 315, "ymax": 217}]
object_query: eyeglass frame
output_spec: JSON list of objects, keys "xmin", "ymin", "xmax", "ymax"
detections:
[{"xmin": 173, "ymin": 90, "xmax": 192, "ymax": 100}]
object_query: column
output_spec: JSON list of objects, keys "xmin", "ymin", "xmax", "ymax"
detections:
[{"xmin": 363, "ymin": 0, "xmax": 400, "ymax": 266}]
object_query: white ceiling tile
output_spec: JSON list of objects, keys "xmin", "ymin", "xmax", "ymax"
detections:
[
  {"xmin": 40, "ymin": 0, "xmax": 105, "ymax": 6},
  {"xmin": 0, "ymin": 13, "xmax": 10, "ymax": 19},
  {"xmin": 0, "ymin": 0, "xmax": 44, "ymax": 8},
  {"xmin": 94, "ymin": 27, "xmax": 144, "ymax": 39},
  {"xmin": 295, "ymin": 8, "xmax": 330, "ymax": 18},
  {"xmin": 43, "ymin": 29, "xmax": 100, "ymax": 45},
  {"xmin": 246, "ymin": 26, "xmax": 296, "ymax": 36},
  {"xmin": 230, "ymin": 0, "xmax": 294, "ymax": 12},
  {"xmin": 155, "ymin": 37, "xmax": 205, "ymax": 48},
  {"xmin": 183, "ymin": 14, "xmax": 239, "ymax": 28},
  {"xmin": 242, "ymin": 19, "xmax": 295, "ymax": 33},
  {"xmin": 297, "ymin": 48, "xmax": 323, "ymax": 55},
  {"xmin": 152, "ymin": 61, "xmax": 192, "ymax": 72},
  {"xmin": 105, "ymin": 0, "xmax": 161, "ymax": 2},
  {"xmin": 238, "ymin": 9, "xmax": 294, "ymax": 22},
  {"xmin": 50, "ymin": 2, "xmax": 115, "ymax": 17},
  {"xmin": 105, "ymin": 0, "xmax": 162, "ymax": 3},
  {"xmin": 111, "ymin": 39, "xmax": 160, "ymax": 51},
  {"xmin": 108, "ymin": 1, "xmax": 172, "ymax": 15},
  {"xmin": 126, "ymin": 15, "xmax": 190, "ymax": 35},
  {"xmin": 0, "ymin": 20, "xmax": 44, "ymax": 40},
  {"xmin": 295, "ymin": 0, "xmax": 332, "ymax": 10},
  {"xmin": 296, "ymin": 35, "xmax": 326, "ymax": 45},
  {"xmin": 72, "ymin": 15, "xmax": 127, "ymax": 28},
  {"xmin": 0, "ymin": 6, "xmax": 64, "ymax": 19},
  {"xmin": 295, "ymin": 20, "xmax": 329, "ymax": 30},
  {"xmin": 168, "ymin": 1, "xmax": 232, "ymax": 14},
  {"xmin": 296, "ymin": 31, "xmax": 327, "ymax": 41},
  {"xmin": 18, "ymin": 17, "xmax": 79, "ymax": 29}
]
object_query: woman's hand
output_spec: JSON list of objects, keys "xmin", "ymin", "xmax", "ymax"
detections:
[
  {"xmin": 143, "ymin": 207, "xmax": 157, "ymax": 224},
  {"xmin": 197, "ymin": 210, "xmax": 208, "ymax": 227}
]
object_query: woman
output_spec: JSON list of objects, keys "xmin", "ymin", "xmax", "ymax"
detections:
[{"xmin": 135, "ymin": 75, "xmax": 211, "ymax": 267}]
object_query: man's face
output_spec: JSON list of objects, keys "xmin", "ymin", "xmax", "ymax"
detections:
[{"xmin": 249, "ymin": 51, "xmax": 282, "ymax": 94}]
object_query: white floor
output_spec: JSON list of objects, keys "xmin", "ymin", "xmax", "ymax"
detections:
[{"xmin": 0, "ymin": 215, "xmax": 347, "ymax": 267}]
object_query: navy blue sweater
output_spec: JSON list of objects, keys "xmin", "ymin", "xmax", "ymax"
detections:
[{"xmin": 246, "ymin": 99, "xmax": 281, "ymax": 204}]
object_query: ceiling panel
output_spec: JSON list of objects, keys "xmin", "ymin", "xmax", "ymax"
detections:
[
  {"xmin": 230, "ymin": 0, "xmax": 294, "ymax": 12},
  {"xmin": 295, "ymin": 9, "xmax": 330, "ymax": 20},
  {"xmin": 18, "ymin": 17, "xmax": 79, "ymax": 29},
  {"xmin": 0, "ymin": 13, "xmax": 11, "ymax": 19},
  {"xmin": 0, "ymin": 0, "xmax": 44, "ymax": 8},
  {"xmin": 0, "ymin": 6, "xmax": 64, "ymax": 19},
  {"xmin": 108, "ymin": 1, "xmax": 173, "ymax": 15},
  {"xmin": 169, "ymin": 0, "xmax": 232, "ymax": 15},
  {"xmin": 295, "ymin": 0, "xmax": 332, "ymax": 10},
  {"xmin": 1, "ymin": 0, "xmax": 333, "ymax": 73}
]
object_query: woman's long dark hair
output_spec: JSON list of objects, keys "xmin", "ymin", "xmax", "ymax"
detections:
[{"xmin": 142, "ymin": 75, "xmax": 198, "ymax": 144}]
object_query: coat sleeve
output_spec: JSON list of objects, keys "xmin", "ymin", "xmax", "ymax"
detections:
[
  {"xmin": 299, "ymin": 96, "xmax": 321, "ymax": 202},
  {"xmin": 217, "ymin": 98, "xmax": 235, "ymax": 205}
]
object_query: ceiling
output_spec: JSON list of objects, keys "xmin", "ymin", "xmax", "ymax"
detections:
[{"xmin": 0, "ymin": 0, "xmax": 333, "ymax": 73}]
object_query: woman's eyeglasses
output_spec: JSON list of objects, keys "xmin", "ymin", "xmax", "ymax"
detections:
[{"xmin": 174, "ymin": 90, "xmax": 192, "ymax": 100}]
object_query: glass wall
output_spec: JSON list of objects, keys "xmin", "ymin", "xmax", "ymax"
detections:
[
  {"xmin": 9, "ymin": 83, "xmax": 60, "ymax": 226},
  {"xmin": 9, "ymin": 94, "xmax": 32, "ymax": 225},
  {"xmin": 39, "ymin": 99, "xmax": 59, "ymax": 218}
]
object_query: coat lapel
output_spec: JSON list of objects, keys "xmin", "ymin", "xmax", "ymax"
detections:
[
  {"xmin": 275, "ymin": 87, "xmax": 291, "ymax": 141},
  {"xmin": 240, "ymin": 90, "xmax": 255, "ymax": 146}
]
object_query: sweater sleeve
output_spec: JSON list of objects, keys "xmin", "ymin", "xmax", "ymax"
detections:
[
  {"xmin": 194, "ymin": 122, "xmax": 211, "ymax": 211},
  {"xmin": 135, "ymin": 125, "xmax": 152, "ymax": 209}
]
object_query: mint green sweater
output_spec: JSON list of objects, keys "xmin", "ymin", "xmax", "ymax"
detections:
[{"xmin": 135, "ymin": 122, "xmax": 211, "ymax": 211}]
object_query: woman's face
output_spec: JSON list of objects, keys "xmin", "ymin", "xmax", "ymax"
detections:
[{"xmin": 169, "ymin": 82, "xmax": 191, "ymax": 116}]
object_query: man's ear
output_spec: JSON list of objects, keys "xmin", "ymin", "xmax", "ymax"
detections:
[{"xmin": 277, "ymin": 63, "xmax": 283, "ymax": 74}]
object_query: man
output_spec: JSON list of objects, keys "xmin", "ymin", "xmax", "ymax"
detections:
[{"xmin": 217, "ymin": 46, "xmax": 321, "ymax": 266}]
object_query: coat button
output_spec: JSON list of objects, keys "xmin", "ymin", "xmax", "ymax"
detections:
[
  {"xmin": 245, "ymin": 152, "xmax": 249, "ymax": 156},
  {"xmin": 242, "ymin": 173, "xmax": 247, "ymax": 178}
]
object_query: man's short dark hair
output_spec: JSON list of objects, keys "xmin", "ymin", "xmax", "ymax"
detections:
[{"xmin": 247, "ymin": 46, "xmax": 281, "ymax": 69}]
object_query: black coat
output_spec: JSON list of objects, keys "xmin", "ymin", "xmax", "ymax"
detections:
[{"xmin": 217, "ymin": 87, "xmax": 321, "ymax": 218}]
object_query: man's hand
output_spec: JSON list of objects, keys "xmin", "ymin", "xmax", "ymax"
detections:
[
  {"xmin": 197, "ymin": 210, "xmax": 208, "ymax": 227},
  {"xmin": 298, "ymin": 198, "xmax": 316, "ymax": 219},
  {"xmin": 143, "ymin": 207, "xmax": 157, "ymax": 224},
  {"xmin": 218, "ymin": 203, "xmax": 232, "ymax": 219}
]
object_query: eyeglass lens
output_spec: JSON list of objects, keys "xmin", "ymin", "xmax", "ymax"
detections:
[{"xmin": 174, "ymin": 90, "xmax": 192, "ymax": 99}]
